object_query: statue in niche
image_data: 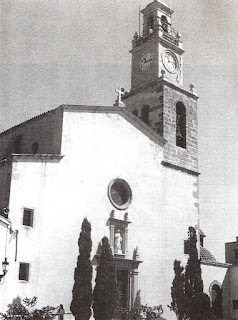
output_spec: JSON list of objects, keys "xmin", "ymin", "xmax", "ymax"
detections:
[{"xmin": 114, "ymin": 229, "xmax": 122, "ymax": 254}]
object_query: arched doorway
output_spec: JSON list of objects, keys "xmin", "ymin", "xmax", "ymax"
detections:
[{"xmin": 211, "ymin": 283, "xmax": 222, "ymax": 317}]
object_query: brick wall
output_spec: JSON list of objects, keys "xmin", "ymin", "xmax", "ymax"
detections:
[
  {"xmin": 123, "ymin": 80, "xmax": 198, "ymax": 173},
  {"xmin": 163, "ymin": 85, "xmax": 198, "ymax": 172}
]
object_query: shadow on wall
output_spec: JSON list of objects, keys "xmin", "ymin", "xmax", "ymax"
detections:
[{"xmin": 221, "ymin": 269, "xmax": 231, "ymax": 319}]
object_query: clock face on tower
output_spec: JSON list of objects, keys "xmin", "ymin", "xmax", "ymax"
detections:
[
  {"xmin": 162, "ymin": 50, "xmax": 178, "ymax": 73},
  {"xmin": 140, "ymin": 53, "xmax": 153, "ymax": 71}
]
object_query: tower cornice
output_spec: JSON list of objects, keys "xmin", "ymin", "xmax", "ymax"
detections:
[
  {"xmin": 130, "ymin": 35, "xmax": 184, "ymax": 55},
  {"xmin": 123, "ymin": 77, "xmax": 199, "ymax": 101}
]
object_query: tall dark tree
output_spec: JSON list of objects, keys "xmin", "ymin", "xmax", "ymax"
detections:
[
  {"xmin": 170, "ymin": 260, "xmax": 186, "ymax": 320},
  {"xmin": 184, "ymin": 226, "xmax": 214, "ymax": 320},
  {"xmin": 70, "ymin": 218, "xmax": 92, "ymax": 320},
  {"xmin": 184, "ymin": 227, "xmax": 203, "ymax": 301},
  {"xmin": 190, "ymin": 292, "xmax": 215, "ymax": 320},
  {"xmin": 93, "ymin": 236, "xmax": 117, "ymax": 320},
  {"xmin": 170, "ymin": 227, "xmax": 215, "ymax": 320}
]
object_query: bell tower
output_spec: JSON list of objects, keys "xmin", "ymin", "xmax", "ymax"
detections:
[
  {"xmin": 130, "ymin": 0, "xmax": 184, "ymax": 90},
  {"xmin": 123, "ymin": 0, "xmax": 199, "ymax": 174}
]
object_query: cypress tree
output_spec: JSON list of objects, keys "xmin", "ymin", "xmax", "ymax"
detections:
[
  {"xmin": 70, "ymin": 218, "xmax": 92, "ymax": 320},
  {"xmin": 170, "ymin": 227, "xmax": 215, "ymax": 320},
  {"xmin": 191, "ymin": 292, "xmax": 215, "ymax": 320},
  {"xmin": 170, "ymin": 260, "xmax": 186, "ymax": 320},
  {"xmin": 184, "ymin": 226, "xmax": 214, "ymax": 320},
  {"xmin": 92, "ymin": 236, "xmax": 117, "ymax": 320},
  {"xmin": 184, "ymin": 226, "xmax": 203, "ymax": 301}
]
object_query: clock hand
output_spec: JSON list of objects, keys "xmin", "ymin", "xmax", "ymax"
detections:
[{"xmin": 145, "ymin": 58, "xmax": 153, "ymax": 63}]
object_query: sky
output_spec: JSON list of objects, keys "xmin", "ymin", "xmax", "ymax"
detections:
[{"xmin": 0, "ymin": 0, "xmax": 238, "ymax": 262}]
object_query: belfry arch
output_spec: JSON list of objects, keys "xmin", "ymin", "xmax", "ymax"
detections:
[{"xmin": 176, "ymin": 102, "xmax": 186, "ymax": 149}]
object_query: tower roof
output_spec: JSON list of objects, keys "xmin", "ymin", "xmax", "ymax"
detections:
[{"xmin": 141, "ymin": 0, "xmax": 174, "ymax": 16}]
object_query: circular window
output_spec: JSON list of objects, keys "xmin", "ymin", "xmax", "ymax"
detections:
[{"xmin": 108, "ymin": 179, "xmax": 132, "ymax": 210}]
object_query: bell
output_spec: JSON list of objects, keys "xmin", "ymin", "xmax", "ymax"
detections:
[{"xmin": 176, "ymin": 127, "xmax": 183, "ymax": 139}]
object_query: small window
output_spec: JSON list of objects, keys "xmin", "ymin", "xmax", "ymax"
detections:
[
  {"xmin": 235, "ymin": 250, "xmax": 238, "ymax": 260},
  {"xmin": 13, "ymin": 135, "xmax": 23, "ymax": 154},
  {"xmin": 200, "ymin": 235, "xmax": 204, "ymax": 247},
  {"xmin": 23, "ymin": 208, "xmax": 34, "ymax": 227},
  {"xmin": 141, "ymin": 105, "xmax": 150, "ymax": 125},
  {"xmin": 233, "ymin": 300, "xmax": 238, "ymax": 310},
  {"xmin": 31, "ymin": 142, "xmax": 39, "ymax": 154},
  {"xmin": 19, "ymin": 263, "xmax": 29, "ymax": 281},
  {"xmin": 132, "ymin": 109, "xmax": 138, "ymax": 116}
]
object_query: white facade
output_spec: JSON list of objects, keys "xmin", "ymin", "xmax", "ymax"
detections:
[{"xmin": 0, "ymin": 106, "xmax": 200, "ymax": 319}]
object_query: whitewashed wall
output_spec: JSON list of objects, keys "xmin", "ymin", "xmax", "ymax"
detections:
[{"xmin": 0, "ymin": 110, "xmax": 199, "ymax": 320}]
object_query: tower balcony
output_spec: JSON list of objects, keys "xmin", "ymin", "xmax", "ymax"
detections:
[{"xmin": 132, "ymin": 20, "xmax": 182, "ymax": 50}]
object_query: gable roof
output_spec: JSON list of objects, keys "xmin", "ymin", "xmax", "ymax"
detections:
[{"xmin": 0, "ymin": 105, "xmax": 166, "ymax": 148}]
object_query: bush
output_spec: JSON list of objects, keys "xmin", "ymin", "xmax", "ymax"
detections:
[
  {"xmin": 0, "ymin": 297, "xmax": 56, "ymax": 320},
  {"xmin": 130, "ymin": 305, "xmax": 163, "ymax": 320}
]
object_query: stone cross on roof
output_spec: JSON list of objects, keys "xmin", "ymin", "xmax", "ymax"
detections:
[{"xmin": 114, "ymin": 86, "xmax": 125, "ymax": 107}]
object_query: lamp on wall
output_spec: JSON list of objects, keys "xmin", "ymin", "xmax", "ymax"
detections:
[
  {"xmin": 0, "ymin": 258, "xmax": 9, "ymax": 280},
  {"xmin": 3, "ymin": 207, "xmax": 9, "ymax": 219}
]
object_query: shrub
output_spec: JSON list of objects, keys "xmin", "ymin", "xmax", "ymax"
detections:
[{"xmin": 0, "ymin": 297, "xmax": 56, "ymax": 320}]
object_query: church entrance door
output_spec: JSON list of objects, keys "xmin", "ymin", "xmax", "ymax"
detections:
[{"xmin": 116, "ymin": 270, "xmax": 129, "ymax": 311}]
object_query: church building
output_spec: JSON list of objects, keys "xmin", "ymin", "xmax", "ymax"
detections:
[{"xmin": 0, "ymin": 1, "xmax": 236, "ymax": 319}]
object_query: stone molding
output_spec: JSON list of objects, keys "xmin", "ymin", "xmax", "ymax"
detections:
[
  {"xmin": 123, "ymin": 77, "xmax": 198, "ymax": 100},
  {"xmin": 201, "ymin": 260, "xmax": 231, "ymax": 268},
  {"xmin": 130, "ymin": 35, "xmax": 184, "ymax": 55},
  {"xmin": 161, "ymin": 160, "xmax": 200, "ymax": 176},
  {"xmin": 10, "ymin": 154, "xmax": 64, "ymax": 162}
]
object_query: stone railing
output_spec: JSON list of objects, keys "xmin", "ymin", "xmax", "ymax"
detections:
[{"xmin": 132, "ymin": 20, "xmax": 181, "ymax": 48}]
